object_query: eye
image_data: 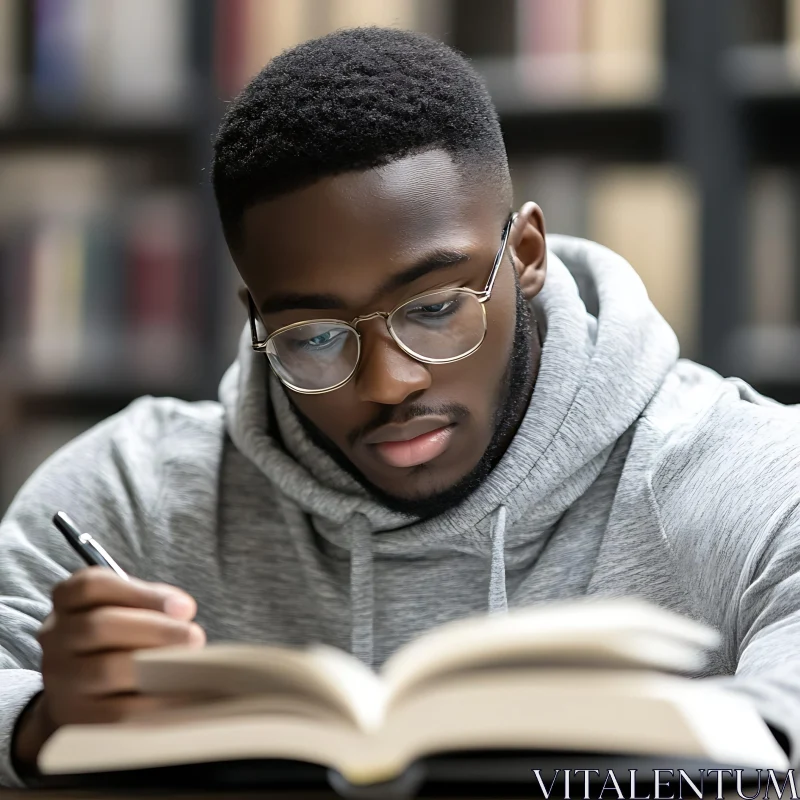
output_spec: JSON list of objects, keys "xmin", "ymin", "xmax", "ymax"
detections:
[
  {"xmin": 293, "ymin": 328, "xmax": 350, "ymax": 352},
  {"xmin": 419, "ymin": 301, "xmax": 449, "ymax": 314},
  {"xmin": 406, "ymin": 296, "xmax": 461, "ymax": 318},
  {"xmin": 308, "ymin": 332, "xmax": 333, "ymax": 346}
]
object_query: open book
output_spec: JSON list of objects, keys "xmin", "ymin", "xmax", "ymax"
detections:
[{"xmin": 38, "ymin": 598, "xmax": 789, "ymax": 784}]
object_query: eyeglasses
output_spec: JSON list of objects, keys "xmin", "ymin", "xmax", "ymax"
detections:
[{"xmin": 248, "ymin": 213, "xmax": 517, "ymax": 394}]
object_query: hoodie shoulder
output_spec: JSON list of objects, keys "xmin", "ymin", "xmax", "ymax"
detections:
[
  {"xmin": 640, "ymin": 360, "xmax": 800, "ymax": 573},
  {"xmin": 645, "ymin": 360, "xmax": 799, "ymax": 492},
  {"xmin": 2, "ymin": 396, "xmax": 225, "ymax": 570}
]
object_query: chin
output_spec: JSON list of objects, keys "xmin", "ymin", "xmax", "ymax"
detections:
[{"xmin": 364, "ymin": 462, "xmax": 482, "ymax": 519}]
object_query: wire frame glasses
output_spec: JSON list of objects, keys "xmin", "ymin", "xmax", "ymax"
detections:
[{"xmin": 249, "ymin": 213, "xmax": 516, "ymax": 394}]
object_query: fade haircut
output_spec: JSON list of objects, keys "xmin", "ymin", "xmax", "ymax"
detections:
[{"xmin": 212, "ymin": 26, "xmax": 511, "ymax": 249}]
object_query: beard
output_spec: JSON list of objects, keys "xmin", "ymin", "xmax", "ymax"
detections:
[{"xmin": 284, "ymin": 273, "xmax": 539, "ymax": 521}]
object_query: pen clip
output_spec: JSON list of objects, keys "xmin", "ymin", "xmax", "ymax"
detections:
[{"xmin": 82, "ymin": 535, "xmax": 129, "ymax": 581}]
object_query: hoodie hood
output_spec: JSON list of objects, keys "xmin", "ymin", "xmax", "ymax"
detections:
[{"xmin": 219, "ymin": 234, "xmax": 679, "ymax": 664}]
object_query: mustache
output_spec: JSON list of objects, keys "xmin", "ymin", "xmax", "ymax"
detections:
[{"xmin": 347, "ymin": 403, "xmax": 470, "ymax": 448}]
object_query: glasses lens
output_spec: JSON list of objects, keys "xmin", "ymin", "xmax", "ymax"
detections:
[
  {"xmin": 391, "ymin": 289, "xmax": 486, "ymax": 361},
  {"xmin": 267, "ymin": 322, "xmax": 359, "ymax": 392}
]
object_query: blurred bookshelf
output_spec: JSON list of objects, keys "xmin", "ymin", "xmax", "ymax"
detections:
[{"xmin": 1, "ymin": 0, "xmax": 800, "ymax": 510}]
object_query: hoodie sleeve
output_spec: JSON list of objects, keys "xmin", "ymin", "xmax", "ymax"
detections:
[
  {"xmin": 0, "ymin": 396, "xmax": 185, "ymax": 787},
  {"xmin": 650, "ymin": 384, "xmax": 800, "ymax": 766}
]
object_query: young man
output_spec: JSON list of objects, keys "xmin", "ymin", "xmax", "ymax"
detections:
[{"xmin": 1, "ymin": 28, "xmax": 799, "ymax": 785}]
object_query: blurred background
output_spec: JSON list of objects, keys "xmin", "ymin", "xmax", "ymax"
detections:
[{"xmin": 0, "ymin": 0, "xmax": 799, "ymax": 512}]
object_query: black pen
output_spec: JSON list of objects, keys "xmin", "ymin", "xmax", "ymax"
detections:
[{"xmin": 52, "ymin": 511, "xmax": 129, "ymax": 581}]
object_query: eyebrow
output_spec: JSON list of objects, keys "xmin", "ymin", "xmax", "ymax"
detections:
[{"xmin": 259, "ymin": 249, "xmax": 471, "ymax": 315}]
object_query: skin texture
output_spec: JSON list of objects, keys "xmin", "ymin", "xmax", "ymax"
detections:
[{"xmin": 237, "ymin": 149, "xmax": 548, "ymax": 515}]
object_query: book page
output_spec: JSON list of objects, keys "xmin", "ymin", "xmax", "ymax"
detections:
[
  {"xmin": 39, "ymin": 668, "xmax": 789, "ymax": 782},
  {"xmin": 134, "ymin": 642, "xmax": 384, "ymax": 729},
  {"xmin": 367, "ymin": 670, "xmax": 789, "ymax": 786},
  {"xmin": 381, "ymin": 598, "xmax": 719, "ymax": 702}
]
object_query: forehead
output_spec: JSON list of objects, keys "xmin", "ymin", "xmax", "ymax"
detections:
[{"xmin": 238, "ymin": 150, "xmax": 500, "ymax": 304}]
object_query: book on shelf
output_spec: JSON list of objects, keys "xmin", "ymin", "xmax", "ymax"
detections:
[
  {"xmin": 29, "ymin": 0, "xmax": 189, "ymax": 115},
  {"xmin": 789, "ymin": 0, "xmax": 800, "ymax": 74},
  {"xmin": 747, "ymin": 170, "xmax": 796, "ymax": 328},
  {"xmin": 729, "ymin": 169, "xmax": 800, "ymax": 383},
  {"xmin": 514, "ymin": 0, "xmax": 583, "ymax": 98},
  {"xmin": 511, "ymin": 158, "xmax": 587, "ymax": 238},
  {"xmin": 511, "ymin": 160, "xmax": 699, "ymax": 358},
  {"xmin": 0, "ymin": 154, "xmax": 199, "ymax": 381},
  {"xmin": 511, "ymin": 0, "xmax": 662, "ymax": 102},
  {"xmin": 37, "ymin": 598, "xmax": 789, "ymax": 784},
  {"xmin": 215, "ymin": 0, "xmax": 431, "ymax": 97},
  {"xmin": 584, "ymin": 0, "xmax": 662, "ymax": 100},
  {"xmin": 124, "ymin": 191, "xmax": 199, "ymax": 379},
  {"xmin": 587, "ymin": 165, "xmax": 699, "ymax": 358},
  {"xmin": 102, "ymin": 0, "xmax": 188, "ymax": 114},
  {"xmin": 0, "ymin": 0, "xmax": 17, "ymax": 115}
]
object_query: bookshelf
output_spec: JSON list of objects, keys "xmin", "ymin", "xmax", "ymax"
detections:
[{"xmin": 1, "ymin": 0, "xmax": 800, "ymax": 511}]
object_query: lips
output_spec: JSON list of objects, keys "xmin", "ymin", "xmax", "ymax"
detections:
[{"xmin": 365, "ymin": 417, "xmax": 456, "ymax": 468}]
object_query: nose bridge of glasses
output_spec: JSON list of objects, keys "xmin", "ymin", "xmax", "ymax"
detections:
[
  {"xmin": 351, "ymin": 310, "xmax": 391, "ymax": 329},
  {"xmin": 351, "ymin": 309, "xmax": 414, "ymax": 370}
]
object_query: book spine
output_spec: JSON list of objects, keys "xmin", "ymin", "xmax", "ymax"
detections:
[
  {"xmin": 788, "ymin": 0, "xmax": 800, "ymax": 75},
  {"xmin": 215, "ymin": 0, "xmax": 247, "ymax": 97},
  {"xmin": 584, "ymin": 0, "xmax": 662, "ymax": 101},
  {"xmin": 81, "ymin": 212, "xmax": 124, "ymax": 366},
  {"xmin": 329, "ymin": 0, "xmax": 419, "ymax": 31},
  {"xmin": 0, "ymin": 221, "xmax": 31, "ymax": 348},
  {"xmin": 747, "ymin": 170, "xmax": 795, "ymax": 327},
  {"xmin": 0, "ymin": 0, "xmax": 18, "ymax": 113},
  {"xmin": 32, "ymin": 0, "xmax": 82, "ymax": 111},
  {"xmin": 101, "ymin": 0, "xmax": 188, "ymax": 112},
  {"xmin": 514, "ymin": 0, "xmax": 584, "ymax": 98},
  {"xmin": 511, "ymin": 157, "xmax": 587, "ymax": 238},
  {"xmin": 586, "ymin": 165, "xmax": 699, "ymax": 357},
  {"xmin": 516, "ymin": 0, "xmax": 582, "ymax": 56},
  {"xmin": 125, "ymin": 193, "xmax": 193, "ymax": 378},
  {"xmin": 27, "ymin": 219, "xmax": 76, "ymax": 373}
]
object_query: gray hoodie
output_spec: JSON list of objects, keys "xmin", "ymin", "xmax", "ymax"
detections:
[{"xmin": 1, "ymin": 235, "xmax": 800, "ymax": 787}]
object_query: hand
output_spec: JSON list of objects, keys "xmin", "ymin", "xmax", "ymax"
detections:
[{"xmin": 13, "ymin": 568, "xmax": 205, "ymax": 772}]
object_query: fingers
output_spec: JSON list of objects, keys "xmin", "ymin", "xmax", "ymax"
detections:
[
  {"xmin": 52, "ymin": 569, "xmax": 197, "ymax": 620},
  {"xmin": 39, "ymin": 569, "xmax": 206, "ymax": 731},
  {"xmin": 50, "ymin": 692, "xmax": 198, "ymax": 726},
  {"xmin": 45, "ymin": 650, "xmax": 138, "ymax": 696},
  {"xmin": 39, "ymin": 607, "xmax": 205, "ymax": 655}
]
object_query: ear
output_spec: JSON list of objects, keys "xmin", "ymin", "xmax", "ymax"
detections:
[{"xmin": 510, "ymin": 202, "xmax": 547, "ymax": 302}]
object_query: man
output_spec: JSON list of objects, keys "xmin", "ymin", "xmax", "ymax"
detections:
[{"xmin": 1, "ymin": 27, "xmax": 799, "ymax": 786}]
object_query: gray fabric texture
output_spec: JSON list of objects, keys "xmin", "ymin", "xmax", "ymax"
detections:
[{"xmin": 1, "ymin": 235, "xmax": 799, "ymax": 786}]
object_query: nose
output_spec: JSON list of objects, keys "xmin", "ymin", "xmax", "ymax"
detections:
[{"xmin": 354, "ymin": 319, "xmax": 432, "ymax": 405}]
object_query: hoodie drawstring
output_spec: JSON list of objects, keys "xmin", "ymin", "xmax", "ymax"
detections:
[
  {"xmin": 350, "ymin": 514, "xmax": 375, "ymax": 668},
  {"xmin": 488, "ymin": 505, "xmax": 508, "ymax": 613},
  {"xmin": 348, "ymin": 506, "xmax": 508, "ymax": 667}
]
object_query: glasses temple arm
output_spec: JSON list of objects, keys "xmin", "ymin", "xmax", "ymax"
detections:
[
  {"xmin": 247, "ymin": 292, "xmax": 263, "ymax": 347},
  {"xmin": 482, "ymin": 212, "xmax": 517, "ymax": 299}
]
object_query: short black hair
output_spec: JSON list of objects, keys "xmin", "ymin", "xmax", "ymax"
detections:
[{"xmin": 212, "ymin": 26, "xmax": 510, "ymax": 249}]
